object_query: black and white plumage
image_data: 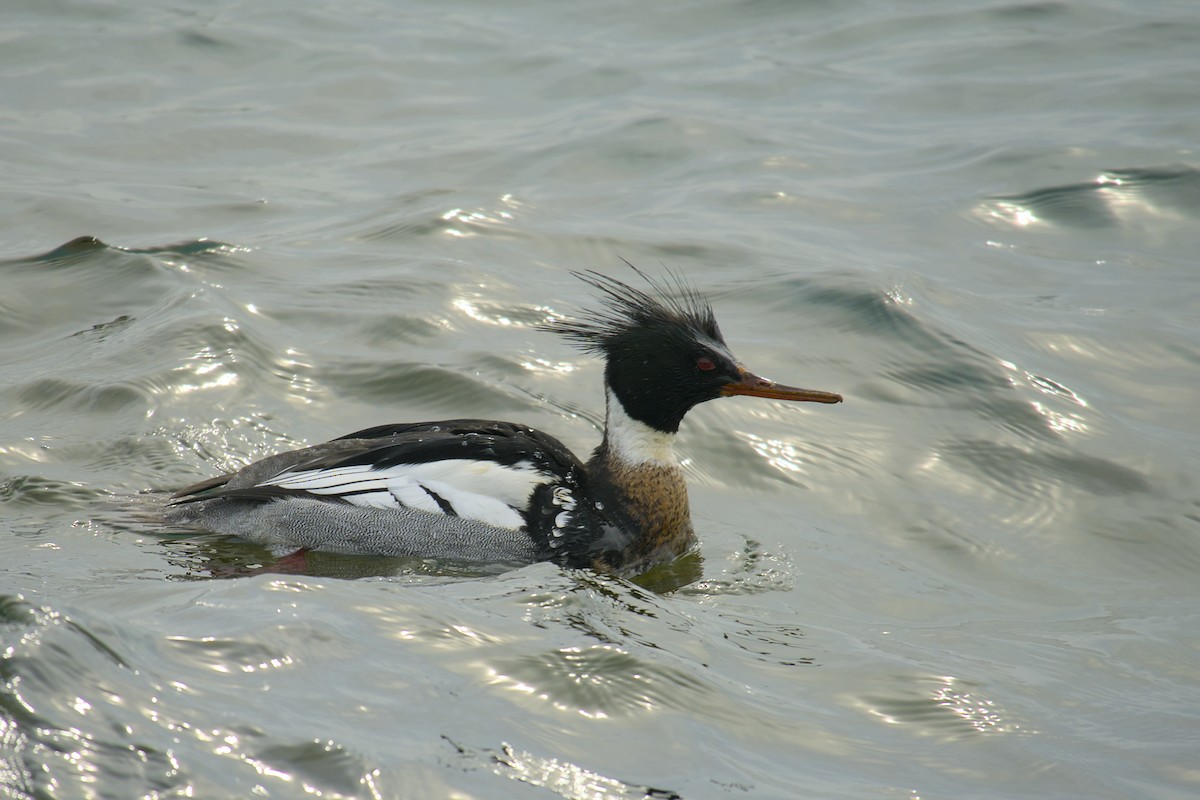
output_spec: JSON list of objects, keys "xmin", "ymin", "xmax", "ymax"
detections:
[{"xmin": 164, "ymin": 269, "xmax": 843, "ymax": 574}]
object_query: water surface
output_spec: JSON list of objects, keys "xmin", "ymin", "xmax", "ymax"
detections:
[{"xmin": 2, "ymin": 1, "xmax": 1199, "ymax": 798}]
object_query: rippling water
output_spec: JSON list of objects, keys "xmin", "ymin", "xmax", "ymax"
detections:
[{"xmin": 3, "ymin": 1, "xmax": 1199, "ymax": 798}]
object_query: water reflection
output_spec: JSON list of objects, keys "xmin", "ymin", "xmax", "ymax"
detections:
[
  {"xmin": 157, "ymin": 535, "xmax": 520, "ymax": 582},
  {"xmin": 977, "ymin": 166, "xmax": 1200, "ymax": 230},
  {"xmin": 438, "ymin": 197, "xmax": 519, "ymax": 239},
  {"xmin": 1030, "ymin": 401, "xmax": 1086, "ymax": 435},
  {"xmin": 272, "ymin": 348, "xmax": 319, "ymax": 406},
  {"xmin": 487, "ymin": 643, "xmax": 694, "ymax": 718},
  {"xmin": 858, "ymin": 674, "xmax": 1031, "ymax": 740},
  {"xmin": 520, "ymin": 356, "xmax": 578, "ymax": 375},
  {"xmin": 450, "ymin": 296, "xmax": 508, "ymax": 327},
  {"xmin": 742, "ymin": 432, "xmax": 818, "ymax": 477},
  {"xmin": 447, "ymin": 738, "xmax": 682, "ymax": 800},
  {"xmin": 171, "ymin": 355, "xmax": 239, "ymax": 396}
]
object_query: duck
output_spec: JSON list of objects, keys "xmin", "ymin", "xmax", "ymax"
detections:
[{"xmin": 164, "ymin": 269, "xmax": 842, "ymax": 574}]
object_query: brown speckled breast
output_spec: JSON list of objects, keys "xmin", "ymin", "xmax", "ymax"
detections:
[{"xmin": 588, "ymin": 456, "xmax": 696, "ymax": 572}]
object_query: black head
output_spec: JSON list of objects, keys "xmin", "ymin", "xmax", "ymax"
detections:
[{"xmin": 542, "ymin": 266, "xmax": 842, "ymax": 434}]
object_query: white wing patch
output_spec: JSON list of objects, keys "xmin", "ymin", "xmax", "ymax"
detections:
[{"xmin": 260, "ymin": 459, "xmax": 547, "ymax": 531}]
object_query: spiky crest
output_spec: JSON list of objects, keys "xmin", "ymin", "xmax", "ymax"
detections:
[{"xmin": 542, "ymin": 262, "xmax": 723, "ymax": 353}]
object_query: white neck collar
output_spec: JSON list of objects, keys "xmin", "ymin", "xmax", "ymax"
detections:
[{"xmin": 603, "ymin": 387, "xmax": 677, "ymax": 467}]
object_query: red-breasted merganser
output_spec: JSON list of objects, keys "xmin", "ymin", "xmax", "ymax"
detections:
[{"xmin": 164, "ymin": 270, "xmax": 842, "ymax": 574}]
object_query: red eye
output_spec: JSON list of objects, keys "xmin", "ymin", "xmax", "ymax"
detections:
[{"xmin": 696, "ymin": 356, "xmax": 716, "ymax": 371}]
